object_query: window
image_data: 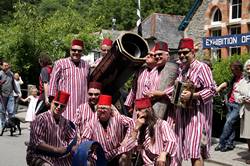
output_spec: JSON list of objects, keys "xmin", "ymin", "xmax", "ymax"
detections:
[
  {"xmin": 211, "ymin": 8, "xmax": 222, "ymax": 26},
  {"xmin": 229, "ymin": 26, "xmax": 241, "ymax": 56},
  {"xmin": 230, "ymin": 0, "xmax": 242, "ymax": 20},
  {"xmin": 212, "ymin": 29, "xmax": 221, "ymax": 36},
  {"xmin": 213, "ymin": 8, "xmax": 222, "ymax": 22},
  {"xmin": 211, "ymin": 29, "xmax": 222, "ymax": 61},
  {"xmin": 230, "ymin": 47, "xmax": 241, "ymax": 55}
]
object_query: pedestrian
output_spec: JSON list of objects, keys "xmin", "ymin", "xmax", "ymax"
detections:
[
  {"xmin": 124, "ymin": 50, "xmax": 158, "ymax": 119},
  {"xmin": 35, "ymin": 51, "xmax": 53, "ymax": 115},
  {"xmin": 26, "ymin": 90, "xmax": 77, "ymax": 166},
  {"xmin": 81, "ymin": 94, "xmax": 134, "ymax": 165},
  {"xmin": 0, "ymin": 61, "xmax": 20, "ymax": 129},
  {"xmin": 169, "ymin": 38, "xmax": 216, "ymax": 165},
  {"xmin": 49, "ymin": 39, "xmax": 89, "ymax": 121},
  {"xmin": 234, "ymin": 59, "xmax": 250, "ymax": 164},
  {"xmin": 91, "ymin": 38, "xmax": 113, "ymax": 68},
  {"xmin": 128, "ymin": 97, "xmax": 178, "ymax": 166},
  {"xmin": 20, "ymin": 86, "xmax": 39, "ymax": 123},
  {"xmin": 214, "ymin": 61, "xmax": 243, "ymax": 152},
  {"xmin": 13, "ymin": 72, "xmax": 23, "ymax": 114}
]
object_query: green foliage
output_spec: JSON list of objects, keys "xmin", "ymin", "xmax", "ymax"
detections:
[
  {"xmin": 212, "ymin": 53, "xmax": 250, "ymax": 119},
  {"xmin": 0, "ymin": 0, "xmax": 196, "ymax": 86},
  {"xmin": 0, "ymin": 2, "xmax": 98, "ymax": 85},
  {"xmin": 84, "ymin": 0, "xmax": 195, "ymax": 30},
  {"xmin": 213, "ymin": 53, "xmax": 250, "ymax": 85}
]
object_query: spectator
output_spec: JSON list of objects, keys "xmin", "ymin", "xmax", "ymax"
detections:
[
  {"xmin": 0, "ymin": 61, "xmax": 20, "ymax": 129},
  {"xmin": 13, "ymin": 72, "xmax": 23, "ymax": 114},
  {"xmin": 49, "ymin": 39, "xmax": 89, "ymax": 121},
  {"xmin": 234, "ymin": 59, "xmax": 250, "ymax": 164},
  {"xmin": 35, "ymin": 51, "xmax": 53, "ymax": 115},
  {"xmin": 214, "ymin": 61, "xmax": 243, "ymax": 152},
  {"xmin": 26, "ymin": 90, "xmax": 76, "ymax": 166},
  {"xmin": 20, "ymin": 87, "xmax": 39, "ymax": 123},
  {"xmin": 235, "ymin": 59, "xmax": 250, "ymax": 164}
]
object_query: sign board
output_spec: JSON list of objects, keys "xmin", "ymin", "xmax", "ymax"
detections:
[{"xmin": 203, "ymin": 33, "xmax": 250, "ymax": 49}]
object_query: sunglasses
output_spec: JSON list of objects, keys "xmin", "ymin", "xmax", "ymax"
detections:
[
  {"xmin": 88, "ymin": 93, "xmax": 100, "ymax": 96},
  {"xmin": 154, "ymin": 53, "xmax": 163, "ymax": 57},
  {"xmin": 178, "ymin": 51, "xmax": 190, "ymax": 56},
  {"xmin": 54, "ymin": 102, "xmax": 66, "ymax": 109},
  {"xmin": 71, "ymin": 49, "xmax": 83, "ymax": 53}
]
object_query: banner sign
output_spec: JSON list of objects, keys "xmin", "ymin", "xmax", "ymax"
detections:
[{"xmin": 203, "ymin": 32, "xmax": 250, "ymax": 49}]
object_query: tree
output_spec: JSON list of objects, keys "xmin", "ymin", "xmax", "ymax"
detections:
[{"xmin": 0, "ymin": 2, "xmax": 98, "ymax": 85}]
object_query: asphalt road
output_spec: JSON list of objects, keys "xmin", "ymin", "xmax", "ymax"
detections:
[
  {"xmin": 1, "ymin": 105, "xmax": 250, "ymax": 166},
  {"xmin": 0, "ymin": 106, "xmax": 29, "ymax": 166}
]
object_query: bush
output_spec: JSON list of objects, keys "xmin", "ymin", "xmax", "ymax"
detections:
[{"xmin": 212, "ymin": 53, "xmax": 250, "ymax": 117}]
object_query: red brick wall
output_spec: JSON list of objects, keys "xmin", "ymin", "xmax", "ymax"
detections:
[{"xmin": 204, "ymin": 0, "xmax": 250, "ymax": 59}]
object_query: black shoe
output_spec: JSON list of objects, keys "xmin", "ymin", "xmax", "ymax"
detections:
[
  {"xmin": 226, "ymin": 144, "xmax": 235, "ymax": 151},
  {"xmin": 214, "ymin": 144, "xmax": 221, "ymax": 151},
  {"xmin": 220, "ymin": 146, "xmax": 228, "ymax": 152}
]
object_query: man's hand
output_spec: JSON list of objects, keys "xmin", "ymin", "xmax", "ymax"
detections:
[
  {"xmin": 71, "ymin": 145, "xmax": 79, "ymax": 153},
  {"xmin": 181, "ymin": 90, "xmax": 192, "ymax": 101},
  {"xmin": 156, "ymin": 152, "xmax": 167, "ymax": 166},
  {"xmin": 146, "ymin": 90, "xmax": 165, "ymax": 99},
  {"xmin": 45, "ymin": 97, "xmax": 50, "ymax": 106}
]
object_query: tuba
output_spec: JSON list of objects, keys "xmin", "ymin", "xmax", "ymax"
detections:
[{"xmin": 90, "ymin": 32, "xmax": 149, "ymax": 102}]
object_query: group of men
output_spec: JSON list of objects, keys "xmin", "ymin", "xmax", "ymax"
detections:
[{"xmin": 26, "ymin": 35, "xmax": 216, "ymax": 166}]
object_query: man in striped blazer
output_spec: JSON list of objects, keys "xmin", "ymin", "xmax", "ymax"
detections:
[
  {"xmin": 49, "ymin": 39, "xmax": 89, "ymax": 121},
  {"xmin": 81, "ymin": 95, "xmax": 135, "ymax": 165},
  {"xmin": 124, "ymin": 50, "xmax": 158, "ymax": 119},
  {"xmin": 169, "ymin": 38, "xmax": 216, "ymax": 166},
  {"xmin": 26, "ymin": 91, "xmax": 76, "ymax": 166}
]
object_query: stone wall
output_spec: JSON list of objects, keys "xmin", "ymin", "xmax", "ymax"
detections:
[{"xmin": 184, "ymin": 0, "xmax": 211, "ymax": 57}]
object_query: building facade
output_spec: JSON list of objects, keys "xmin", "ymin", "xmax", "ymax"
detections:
[{"xmin": 179, "ymin": 0, "xmax": 250, "ymax": 60}]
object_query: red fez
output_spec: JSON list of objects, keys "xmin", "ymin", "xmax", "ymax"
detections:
[
  {"xmin": 151, "ymin": 41, "xmax": 169, "ymax": 52},
  {"xmin": 89, "ymin": 81, "xmax": 102, "ymax": 90},
  {"xmin": 135, "ymin": 97, "xmax": 152, "ymax": 109},
  {"xmin": 54, "ymin": 91, "xmax": 70, "ymax": 105},
  {"xmin": 71, "ymin": 39, "xmax": 84, "ymax": 48},
  {"xmin": 101, "ymin": 38, "xmax": 113, "ymax": 47},
  {"xmin": 178, "ymin": 38, "xmax": 194, "ymax": 49},
  {"xmin": 98, "ymin": 95, "xmax": 112, "ymax": 106}
]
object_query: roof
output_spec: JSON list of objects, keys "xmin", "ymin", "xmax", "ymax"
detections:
[
  {"xmin": 178, "ymin": 0, "xmax": 203, "ymax": 31},
  {"xmin": 133, "ymin": 13, "xmax": 185, "ymax": 49},
  {"xmin": 95, "ymin": 29, "xmax": 129, "ymax": 41}
]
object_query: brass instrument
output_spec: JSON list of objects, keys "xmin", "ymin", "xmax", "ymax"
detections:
[
  {"xmin": 171, "ymin": 79, "xmax": 195, "ymax": 108},
  {"xmin": 90, "ymin": 32, "xmax": 149, "ymax": 103}
]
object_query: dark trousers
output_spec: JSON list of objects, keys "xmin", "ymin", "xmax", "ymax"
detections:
[{"xmin": 219, "ymin": 102, "xmax": 240, "ymax": 147}]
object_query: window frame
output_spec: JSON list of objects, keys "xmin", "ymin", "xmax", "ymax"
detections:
[
  {"xmin": 211, "ymin": 8, "xmax": 222, "ymax": 26},
  {"xmin": 229, "ymin": 0, "xmax": 242, "ymax": 22},
  {"xmin": 210, "ymin": 28, "xmax": 222, "ymax": 60},
  {"xmin": 228, "ymin": 25, "xmax": 241, "ymax": 56}
]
